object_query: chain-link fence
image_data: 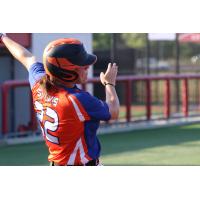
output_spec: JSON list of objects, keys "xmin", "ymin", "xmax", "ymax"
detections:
[{"xmin": 93, "ymin": 33, "xmax": 200, "ymax": 115}]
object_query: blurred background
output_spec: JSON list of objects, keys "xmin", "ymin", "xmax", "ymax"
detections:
[{"xmin": 1, "ymin": 33, "xmax": 200, "ymax": 165}]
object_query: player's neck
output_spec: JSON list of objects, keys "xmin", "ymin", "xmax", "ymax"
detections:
[
  {"xmin": 56, "ymin": 82, "xmax": 75, "ymax": 88},
  {"xmin": 51, "ymin": 78, "xmax": 75, "ymax": 88},
  {"xmin": 64, "ymin": 83, "xmax": 76, "ymax": 88}
]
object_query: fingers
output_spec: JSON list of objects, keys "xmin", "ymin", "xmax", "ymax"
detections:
[
  {"xmin": 100, "ymin": 63, "xmax": 118, "ymax": 86},
  {"xmin": 100, "ymin": 72, "xmax": 104, "ymax": 79},
  {"xmin": 112, "ymin": 63, "xmax": 118, "ymax": 72},
  {"xmin": 109, "ymin": 63, "xmax": 118, "ymax": 76},
  {"xmin": 106, "ymin": 63, "xmax": 118, "ymax": 73},
  {"xmin": 105, "ymin": 63, "xmax": 112, "ymax": 74},
  {"xmin": 108, "ymin": 63, "xmax": 118, "ymax": 69},
  {"xmin": 105, "ymin": 63, "xmax": 118, "ymax": 77},
  {"xmin": 100, "ymin": 72, "xmax": 105, "ymax": 85},
  {"xmin": 108, "ymin": 63, "xmax": 112, "ymax": 68}
]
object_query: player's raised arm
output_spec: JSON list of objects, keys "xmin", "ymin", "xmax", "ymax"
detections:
[
  {"xmin": 0, "ymin": 33, "xmax": 37, "ymax": 70},
  {"xmin": 100, "ymin": 63, "xmax": 120, "ymax": 120}
]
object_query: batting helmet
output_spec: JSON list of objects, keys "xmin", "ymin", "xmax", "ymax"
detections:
[{"xmin": 43, "ymin": 38, "xmax": 97, "ymax": 83}]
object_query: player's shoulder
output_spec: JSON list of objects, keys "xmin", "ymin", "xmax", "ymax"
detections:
[
  {"xmin": 72, "ymin": 89, "xmax": 103, "ymax": 108},
  {"xmin": 29, "ymin": 62, "xmax": 45, "ymax": 73},
  {"xmin": 73, "ymin": 89, "xmax": 94, "ymax": 100},
  {"xmin": 29, "ymin": 62, "xmax": 46, "ymax": 89}
]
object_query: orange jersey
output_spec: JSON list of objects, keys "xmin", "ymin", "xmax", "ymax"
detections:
[{"xmin": 29, "ymin": 62, "xmax": 111, "ymax": 165}]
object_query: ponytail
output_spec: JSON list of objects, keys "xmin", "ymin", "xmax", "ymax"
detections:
[{"xmin": 39, "ymin": 75, "xmax": 58, "ymax": 95}]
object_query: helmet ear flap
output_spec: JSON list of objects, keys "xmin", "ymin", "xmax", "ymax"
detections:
[
  {"xmin": 46, "ymin": 60, "xmax": 79, "ymax": 82},
  {"xmin": 43, "ymin": 46, "xmax": 79, "ymax": 83}
]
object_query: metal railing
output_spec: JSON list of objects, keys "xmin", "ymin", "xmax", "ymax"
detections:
[{"xmin": 1, "ymin": 74, "xmax": 200, "ymax": 135}]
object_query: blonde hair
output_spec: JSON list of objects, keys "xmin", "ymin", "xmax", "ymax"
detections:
[{"xmin": 39, "ymin": 75, "xmax": 58, "ymax": 95}]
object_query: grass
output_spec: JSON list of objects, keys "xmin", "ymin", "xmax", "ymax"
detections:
[
  {"xmin": 100, "ymin": 123, "xmax": 200, "ymax": 165},
  {"xmin": 1, "ymin": 123, "xmax": 200, "ymax": 166},
  {"xmin": 0, "ymin": 142, "xmax": 48, "ymax": 166},
  {"xmin": 119, "ymin": 105, "xmax": 164, "ymax": 119}
]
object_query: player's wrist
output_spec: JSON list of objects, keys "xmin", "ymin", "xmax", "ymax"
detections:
[
  {"xmin": 104, "ymin": 82, "xmax": 115, "ymax": 87},
  {"xmin": 0, "ymin": 33, "xmax": 7, "ymax": 41}
]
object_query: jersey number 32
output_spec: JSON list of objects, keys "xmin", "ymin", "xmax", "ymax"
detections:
[{"xmin": 34, "ymin": 101, "xmax": 59, "ymax": 144}]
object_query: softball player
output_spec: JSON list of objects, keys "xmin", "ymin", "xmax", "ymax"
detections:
[{"xmin": 0, "ymin": 34, "xmax": 120, "ymax": 166}]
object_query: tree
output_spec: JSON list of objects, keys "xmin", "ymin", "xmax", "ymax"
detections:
[
  {"xmin": 121, "ymin": 33, "xmax": 146, "ymax": 49},
  {"xmin": 93, "ymin": 33, "xmax": 111, "ymax": 50}
]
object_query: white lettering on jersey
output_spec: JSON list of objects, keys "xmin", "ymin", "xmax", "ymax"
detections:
[
  {"xmin": 36, "ymin": 88, "xmax": 43, "ymax": 99},
  {"xmin": 52, "ymin": 97, "xmax": 59, "ymax": 107}
]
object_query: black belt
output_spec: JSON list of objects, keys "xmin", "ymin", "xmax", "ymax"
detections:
[
  {"xmin": 85, "ymin": 159, "xmax": 99, "ymax": 166},
  {"xmin": 50, "ymin": 159, "xmax": 99, "ymax": 166}
]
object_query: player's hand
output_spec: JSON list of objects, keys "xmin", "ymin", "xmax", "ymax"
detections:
[
  {"xmin": 0, "ymin": 33, "xmax": 6, "ymax": 41},
  {"xmin": 100, "ymin": 63, "xmax": 118, "ymax": 86}
]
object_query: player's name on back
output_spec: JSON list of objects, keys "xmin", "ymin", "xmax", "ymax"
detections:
[{"xmin": 36, "ymin": 88, "xmax": 59, "ymax": 107}]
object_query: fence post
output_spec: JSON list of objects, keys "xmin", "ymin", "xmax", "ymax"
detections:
[
  {"xmin": 182, "ymin": 79, "xmax": 188, "ymax": 117},
  {"xmin": 146, "ymin": 80, "xmax": 151, "ymax": 120},
  {"xmin": 164, "ymin": 79, "xmax": 170, "ymax": 119},
  {"xmin": 125, "ymin": 80, "xmax": 132, "ymax": 122},
  {"xmin": 2, "ymin": 84, "xmax": 9, "ymax": 134}
]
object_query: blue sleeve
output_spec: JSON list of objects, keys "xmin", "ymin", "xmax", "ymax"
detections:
[
  {"xmin": 74, "ymin": 92, "xmax": 111, "ymax": 121},
  {"xmin": 28, "ymin": 62, "xmax": 45, "ymax": 88}
]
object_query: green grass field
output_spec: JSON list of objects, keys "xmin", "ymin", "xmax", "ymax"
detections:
[{"xmin": 1, "ymin": 123, "xmax": 200, "ymax": 166}]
